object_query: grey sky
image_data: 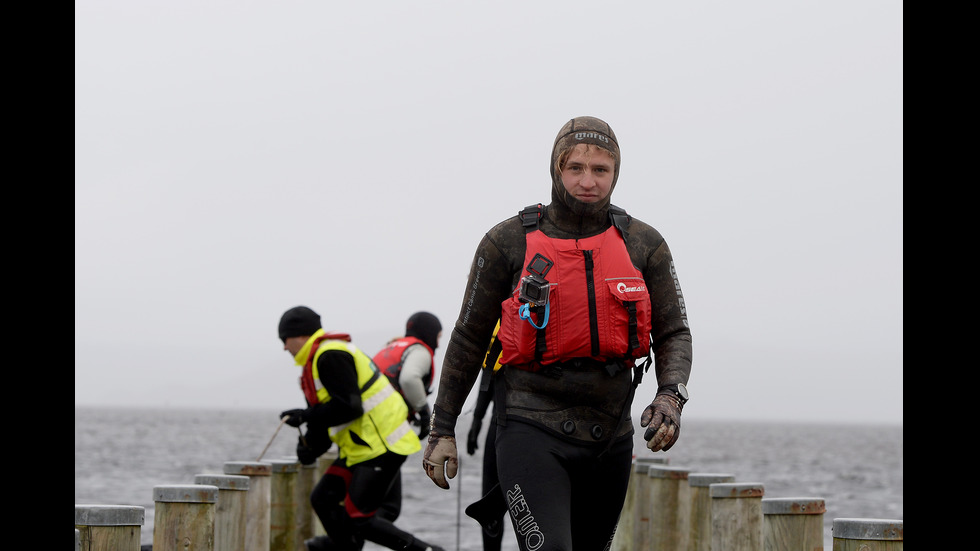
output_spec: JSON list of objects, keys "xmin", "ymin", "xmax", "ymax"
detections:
[{"xmin": 75, "ymin": 1, "xmax": 903, "ymax": 425}]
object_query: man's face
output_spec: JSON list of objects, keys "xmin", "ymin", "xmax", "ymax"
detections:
[
  {"xmin": 283, "ymin": 336, "xmax": 306, "ymax": 357},
  {"xmin": 560, "ymin": 144, "xmax": 615, "ymax": 204}
]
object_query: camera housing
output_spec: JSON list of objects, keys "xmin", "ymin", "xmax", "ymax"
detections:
[{"xmin": 518, "ymin": 253, "xmax": 554, "ymax": 306}]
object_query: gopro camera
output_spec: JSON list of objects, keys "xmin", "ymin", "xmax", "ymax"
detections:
[{"xmin": 518, "ymin": 253, "xmax": 554, "ymax": 306}]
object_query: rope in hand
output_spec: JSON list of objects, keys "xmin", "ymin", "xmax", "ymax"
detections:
[{"xmin": 256, "ymin": 415, "xmax": 289, "ymax": 462}]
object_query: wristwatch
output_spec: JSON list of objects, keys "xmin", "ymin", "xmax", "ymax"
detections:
[{"xmin": 660, "ymin": 383, "xmax": 689, "ymax": 405}]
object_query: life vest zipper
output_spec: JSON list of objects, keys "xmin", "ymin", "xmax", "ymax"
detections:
[{"xmin": 584, "ymin": 250, "xmax": 599, "ymax": 356}]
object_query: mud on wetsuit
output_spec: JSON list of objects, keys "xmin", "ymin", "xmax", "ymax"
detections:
[{"xmin": 425, "ymin": 117, "xmax": 693, "ymax": 551}]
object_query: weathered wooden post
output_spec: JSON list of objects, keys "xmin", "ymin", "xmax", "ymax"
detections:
[
  {"xmin": 194, "ymin": 474, "xmax": 250, "ymax": 551},
  {"xmin": 152, "ymin": 484, "xmax": 218, "ymax": 551},
  {"xmin": 710, "ymin": 482, "xmax": 764, "ymax": 551},
  {"xmin": 832, "ymin": 518, "xmax": 903, "ymax": 551},
  {"xmin": 612, "ymin": 456, "xmax": 670, "ymax": 550},
  {"xmin": 687, "ymin": 473, "xmax": 735, "ymax": 551},
  {"xmin": 224, "ymin": 461, "xmax": 272, "ymax": 551},
  {"xmin": 296, "ymin": 459, "xmax": 317, "ymax": 547},
  {"xmin": 647, "ymin": 464, "xmax": 691, "ymax": 551},
  {"xmin": 269, "ymin": 458, "xmax": 301, "ymax": 551},
  {"xmin": 762, "ymin": 497, "xmax": 825, "ymax": 550},
  {"xmin": 75, "ymin": 504, "xmax": 144, "ymax": 551}
]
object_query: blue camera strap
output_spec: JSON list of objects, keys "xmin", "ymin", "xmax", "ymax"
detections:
[{"xmin": 518, "ymin": 302, "xmax": 550, "ymax": 329}]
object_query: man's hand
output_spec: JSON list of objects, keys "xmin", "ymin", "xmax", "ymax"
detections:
[
  {"xmin": 280, "ymin": 408, "xmax": 308, "ymax": 428},
  {"xmin": 296, "ymin": 436, "xmax": 318, "ymax": 465},
  {"xmin": 466, "ymin": 418, "xmax": 482, "ymax": 455},
  {"xmin": 415, "ymin": 404, "xmax": 432, "ymax": 440},
  {"xmin": 639, "ymin": 393, "xmax": 683, "ymax": 452},
  {"xmin": 422, "ymin": 429, "xmax": 458, "ymax": 490}
]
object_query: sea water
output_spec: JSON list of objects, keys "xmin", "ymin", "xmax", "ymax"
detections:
[{"xmin": 74, "ymin": 406, "xmax": 902, "ymax": 550}]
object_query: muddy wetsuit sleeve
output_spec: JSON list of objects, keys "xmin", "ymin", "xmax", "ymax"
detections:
[
  {"xmin": 431, "ymin": 217, "xmax": 525, "ymax": 436},
  {"xmin": 625, "ymin": 219, "xmax": 693, "ymax": 386}
]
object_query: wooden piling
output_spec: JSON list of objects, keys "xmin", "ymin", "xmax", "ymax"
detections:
[
  {"xmin": 762, "ymin": 497, "xmax": 825, "ymax": 550},
  {"xmin": 297, "ymin": 460, "xmax": 317, "ymax": 546},
  {"xmin": 709, "ymin": 482, "xmax": 764, "ymax": 551},
  {"xmin": 687, "ymin": 473, "xmax": 736, "ymax": 551},
  {"xmin": 75, "ymin": 504, "xmax": 144, "ymax": 551},
  {"xmin": 646, "ymin": 464, "xmax": 691, "ymax": 551},
  {"xmin": 152, "ymin": 484, "xmax": 218, "ymax": 551},
  {"xmin": 832, "ymin": 518, "xmax": 903, "ymax": 550},
  {"xmin": 612, "ymin": 456, "xmax": 668, "ymax": 549},
  {"xmin": 194, "ymin": 474, "xmax": 250, "ymax": 551},
  {"xmin": 269, "ymin": 459, "xmax": 301, "ymax": 551},
  {"xmin": 223, "ymin": 461, "xmax": 272, "ymax": 551}
]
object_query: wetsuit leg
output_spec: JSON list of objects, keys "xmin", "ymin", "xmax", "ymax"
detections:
[
  {"xmin": 482, "ymin": 415, "xmax": 503, "ymax": 551},
  {"xmin": 309, "ymin": 460, "xmax": 364, "ymax": 550},
  {"xmin": 495, "ymin": 421, "xmax": 633, "ymax": 551},
  {"xmin": 377, "ymin": 470, "xmax": 402, "ymax": 522}
]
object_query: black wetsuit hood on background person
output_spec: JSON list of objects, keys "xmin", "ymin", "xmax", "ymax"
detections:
[{"xmin": 430, "ymin": 115, "xmax": 693, "ymax": 444}]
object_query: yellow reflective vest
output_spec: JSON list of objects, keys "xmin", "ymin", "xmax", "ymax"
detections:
[{"xmin": 295, "ymin": 330, "xmax": 421, "ymax": 465}]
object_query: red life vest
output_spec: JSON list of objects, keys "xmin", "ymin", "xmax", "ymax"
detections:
[
  {"xmin": 498, "ymin": 220, "xmax": 653, "ymax": 369},
  {"xmin": 300, "ymin": 332, "xmax": 352, "ymax": 406},
  {"xmin": 371, "ymin": 336, "xmax": 435, "ymax": 398}
]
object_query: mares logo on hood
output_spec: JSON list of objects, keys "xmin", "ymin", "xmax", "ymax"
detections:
[{"xmin": 574, "ymin": 131, "xmax": 611, "ymax": 145}]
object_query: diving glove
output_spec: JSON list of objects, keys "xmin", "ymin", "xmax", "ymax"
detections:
[
  {"xmin": 640, "ymin": 392, "xmax": 684, "ymax": 452},
  {"xmin": 416, "ymin": 404, "xmax": 432, "ymax": 440},
  {"xmin": 422, "ymin": 429, "xmax": 458, "ymax": 490}
]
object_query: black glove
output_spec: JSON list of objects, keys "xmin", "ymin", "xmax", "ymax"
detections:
[
  {"xmin": 296, "ymin": 435, "xmax": 318, "ymax": 465},
  {"xmin": 416, "ymin": 404, "xmax": 432, "ymax": 440},
  {"xmin": 466, "ymin": 418, "xmax": 482, "ymax": 455},
  {"xmin": 280, "ymin": 408, "xmax": 307, "ymax": 428}
]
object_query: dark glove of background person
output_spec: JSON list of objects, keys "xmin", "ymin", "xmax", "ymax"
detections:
[
  {"xmin": 296, "ymin": 435, "xmax": 318, "ymax": 465},
  {"xmin": 639, "ymin": 392, "xmax": 684, "ymax": 452},
  {"xmin": 415, "ymin": 404, "xmax": 432, "ymax": 440},
  {"xmin": 466, "ymin": 418, "xmax": 482, "ymax": 455},
  {"xmin": 280, "ymin": 408, "xmax": 308, "ymax": 428}
]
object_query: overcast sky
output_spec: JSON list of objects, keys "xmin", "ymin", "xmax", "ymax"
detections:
[{"xmin": 75, "ymin": 1, "xmax": 903, "ymax": 426}]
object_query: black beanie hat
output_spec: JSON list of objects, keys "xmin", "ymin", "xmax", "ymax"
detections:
[
  {"xmin": 278, "ymin": 306, "xmax": 322, "ymax": 342},
  {"xmin": 405, "ymin": 311, "xmax": 442, "ymax": 351}
]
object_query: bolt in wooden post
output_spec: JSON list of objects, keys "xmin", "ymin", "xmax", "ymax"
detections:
[
  {"xmin": 269, "ymin": 459, "xmax": 301, "ymax": 551},
  {"xmin": 194, "ymin": 474, "xmax": 250, "ymax": 551},
  {"xmin": 832, "ymin": 518, "xmax": 903, "ymax": 551},
  {"xmin": 152, "ymin": 484, "xmax": 218, "ymax": 551},
  {"xmin": 646, "ymin": 465, "xmax": 691, "ymax": 551},
  {"xmin": 687, "ymin": 473, "xmax": 735, "ymax": 551},
  {"xmin": 762, "ymin": 497, "xmax": 826, "ymax": 551},
  {"xmin": 710, "ymin": 482, "xmax": 764, "ymax": 551},
  {"xmin": 75, "ymin": 504, "xmax": 144, "ymax": 551},
  {"xmin": 224, "ymin": 461, "xmax": 272, "ymax": 551}
]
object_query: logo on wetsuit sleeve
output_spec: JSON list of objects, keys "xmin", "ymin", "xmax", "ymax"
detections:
[{"xmin": 507, "ymin": 483, "xmax": 545, "ymax": 550}]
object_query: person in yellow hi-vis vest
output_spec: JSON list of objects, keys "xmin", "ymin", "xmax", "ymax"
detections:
[{"xmin": 277, "ymin": 306, "xmax": 446, "ymax": 551}]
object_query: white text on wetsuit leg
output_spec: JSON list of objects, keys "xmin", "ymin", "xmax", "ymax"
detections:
[{"xmin": 507, "ymin": 483, "xmax": 544, "ymax": 550}]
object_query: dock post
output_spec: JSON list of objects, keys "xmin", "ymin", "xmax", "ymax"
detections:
[
  {"xmin": 646, "ymin": 464, "xmax": 691, "ymax": 551},
  {"xmin": 75, "ymin": 504, "xmax": 144, "ymax": 551},
  {"xmin": 832, "ymin": 518, "xmax": 903, "ymax": 550},
  {"xmin": 709, "ymin": 482, "xmax": 764, "ymax": 551},
  {"xmin": 151, "ymin": 484, "xmax": 218, "ymax": 551},
  {"xmin": 268, "ymin": 458, "xmax": 301, "ymax": 551},
  {"xmin": 224, "ymin": 461, "xmax": 273, "ymax": 551},
  {"xmin": 194, "ymin": 474, "xmax": 250, "ymax": 551},
  {"xmin": 296, "ymin": 459, "xmax": 317, "ymax": 545},
  {"xmin": 687, "ymin": 473, "xmax": 735, "ymax": 551},
  {"xmin": 762, "ymin": 497, "xmax": 826, "ymax": 550}
]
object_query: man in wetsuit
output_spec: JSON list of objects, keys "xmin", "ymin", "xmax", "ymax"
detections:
[
  {"xmin": 421, "ymin": 117, "xmax": 694, "ymax": 550},
  {"xmin": 276, "ymin": 306, "xmax": 446, "ymax": 551}
]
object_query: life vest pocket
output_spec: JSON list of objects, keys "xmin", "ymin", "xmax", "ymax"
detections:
[{"xmin": 604, "ymin": 277, "xmax": 653, "ymax": 357}]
